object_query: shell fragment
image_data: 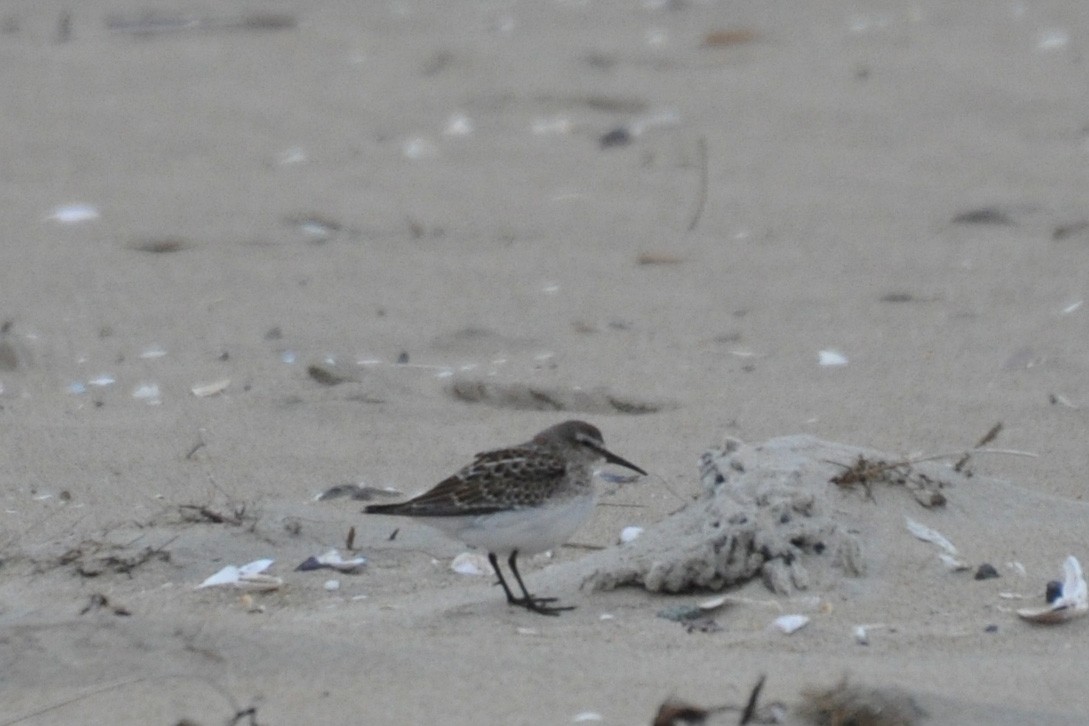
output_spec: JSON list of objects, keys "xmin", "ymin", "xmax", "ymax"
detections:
[{"xmin": 1017, "ymin": 556, "xmax": 1088, "ymax": 624}]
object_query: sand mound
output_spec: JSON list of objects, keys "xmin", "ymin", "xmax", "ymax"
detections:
[{"xmin": 582, "ymin": 435, "xmax": 974, "ymax": 594}]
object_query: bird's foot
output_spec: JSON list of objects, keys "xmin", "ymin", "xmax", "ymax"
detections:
[{"xmin": 509, "ymin": 595, "xmax": 575, "ymax": 616}]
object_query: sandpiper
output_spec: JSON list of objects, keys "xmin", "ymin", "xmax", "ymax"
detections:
[{"xmin": 365, "ymin": 420, "xmax": 647, "ymax": 615}]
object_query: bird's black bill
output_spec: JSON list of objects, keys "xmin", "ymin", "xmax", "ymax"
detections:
[{"xmin": 592, "ymin": 444, "xmax": 647, "ymax": 476}]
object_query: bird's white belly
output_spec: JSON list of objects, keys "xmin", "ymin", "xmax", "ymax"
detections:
[{"xmin": 428, "ymin": 492, "xmax": 597, "ymax": 556}]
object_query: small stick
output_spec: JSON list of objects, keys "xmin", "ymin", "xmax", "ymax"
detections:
[
  {"xmin": 908, "ymin": 448, "xmax": 1037, "ymax": 465},
  {"xmin": 739, "ymin": 673, "xmax": 767, "ymax": 725},
  {"xmin": 974, "ymin": 422, "xmax": 1003, "ymax": 448},
  {"xmin": 687, "ymin": 136, "xmax": 708, "ymax": 232}
]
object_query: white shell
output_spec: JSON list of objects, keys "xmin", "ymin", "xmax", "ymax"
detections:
[
  {"xmin": 905, "ymin": 517, "xmax": 958, "ymax": 555},
  {"xmin": 198, "ymin": 559, "xmax": 278, "ymax": 590},
  {"xmin": 618, "ymin": 526, "xmax": 644, "ymax": 544},
  {"xmin": 239, "ymin": 559, "xmax": 274, "ymax": 576},
  {"xmin": 818, "ymin": 349, "xmax": 848, "ymax": 366},
  {"xmin": 198, "ymin": 565, "xmax": 242, "ymax": 589},
  {"xmin": 772, "ymin": 614, "xmax": 810, "ymax": 634},
  {"xmin": 49, "ymin": 203, "xmax": 99, "ymax": 223},
  {"xmin": 451, "ymin": 552, "xmax": 490, "ymax": 576},
  {"xmin": 191, "ymin": 379, "xmax": 230, "ymax": 397},
  {"xmin": 1017, "ymin": 556, "xmax": 1088, "ymax": 624},
  {"xmin": 315, "ymin": 549, "xmax": 366, "ymax": 572},
  {"xmin": 698, "ymin": 595, "xmax": 730, "ymax": 611},
  {"xmin": 443, "ymin": 113, "xmax": 474, "ymax": 137},
  {"xmin": 132, "ymin": 383, "xmax": 161, "ymax": 403}
]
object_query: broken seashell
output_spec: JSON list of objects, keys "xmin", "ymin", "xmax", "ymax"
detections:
[
  {"xmin": 49, "ymin": 203, "xmax": 99, "ymax": 224},
  {"xmin": 818, "ymin": 349, "xmax": 848, "ymax": 366},
  {"xmin": 198, "ymin": 559, "xmax": 282, "ymax": 591},
  {"xmin": 772, "ymin": 614, "xmax": 809, "ymax": 634},
  {"xmin": 698, "ymin": 595, "xmax": 730, "ymax": 611},
  {"xmin": 451, "ymin": 552, "xmax": 490, "ymax": 576},
  {"xmin": 905, "ymin": 517, "xmax": 957, "ymax": 554},
  {"xmin": 1017, "ymin": 556, "xmax": 1088, "ymax": 624},
  {"xmin": 296, "ymin": 549, "xmax": 366, "ymax": 574},
  {"xmin": 191, "ymin": 379, "xmax": 230, "ymax": 397},
  {"xmin": 906, "ymin": 517, "xmax": 969, "ymax": 569}
]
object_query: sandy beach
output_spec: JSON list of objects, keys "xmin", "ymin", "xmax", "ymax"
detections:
[{"xmin": 3, "ymin": 1, "xmax": 1089, "ymax": 723}]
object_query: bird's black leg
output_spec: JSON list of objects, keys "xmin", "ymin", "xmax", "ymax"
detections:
[
  {"xmin": 507, "ymin": 550, "xmax": 574, "ymax": 616},
  {"xmin": 487, "ymin": 552, "xmax": 520, "ymax": 605}
]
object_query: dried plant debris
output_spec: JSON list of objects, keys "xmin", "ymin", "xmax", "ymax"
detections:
[
  {"xmin": 59, "ymin": 539, "xmax": 172, "ymax": 578},
  {"xmin": 797, "ymin": 679, "xmax": 925, "ymax": 726},
  {"xmin": 829, "ymin": 422, "xmax": 1004, "ymax": 506},
  {"xmin": 952, "ymin": 422, "xmax": 1002, "ymax": 473},
  {"xmin": 653, "ymin": 699, "xmax": 714, "ymax": 726},
  {"xmin": 446, "ymin": 377, "xmax": 672, "ymax": 415},
  {"xmin": 829, "ymin": 455, "xmax": 947, "ymax": 508},
  {"xmin": 1017, "ymin": 556, "xmax": 1088, "ymax": 624},
  {"xmin": 80, "ymin": 593, "xmax": 131, "ymax": 616},
  {"xmin": 652, "ymin": 675, "xmax": 783, "ymax": 726},
  {"xmin": 178, "ymin": 503, "xmax": 251, "ymax": 527}
]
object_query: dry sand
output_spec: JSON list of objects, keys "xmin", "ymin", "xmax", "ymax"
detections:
[{"xmin": 3, "ymin": 1, "xmax": 1089, "ymax": 723}]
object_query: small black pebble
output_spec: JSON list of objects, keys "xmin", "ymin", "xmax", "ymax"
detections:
[
  {"xmin": 974, "ymin": 563, "xmax": 1000, "ymax": 580},
  {"xmin": 984, "ymin": 624, "xmax": 998, "ymax": 633},
  {"xmin": 396, "ymin": 351, "xmax": 409, "ymax": 364},
  {"xmin": 599, "ymin": 127, "xmax": 632, "ymax": 148},
  {"xmin": 1046, "ymin": 579, "xmax": 1064, "ymax": 604}
]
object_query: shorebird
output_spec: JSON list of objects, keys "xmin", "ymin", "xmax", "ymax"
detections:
[{"xmin": 365, "ymin": 420, "xmax": 647, "ymax": 615}]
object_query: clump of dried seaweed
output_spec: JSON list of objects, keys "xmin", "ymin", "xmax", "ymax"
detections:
[
  {"xmin": 828, "ymin": 423, "xmax": 1011, "ymax": 508},
  {"xmin": 797, "ymin": 678, "xmax": 925, "ymax": 726}
]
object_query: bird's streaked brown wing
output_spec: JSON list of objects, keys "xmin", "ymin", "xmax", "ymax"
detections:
[{"xmin": 365, "ymin": 446, "xmax": 567, "ymax": 517}]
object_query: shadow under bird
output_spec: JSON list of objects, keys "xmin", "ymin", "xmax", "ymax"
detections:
[{"xmin": 365, "ymin": 420, "xmax": 647, "ymax": 615}]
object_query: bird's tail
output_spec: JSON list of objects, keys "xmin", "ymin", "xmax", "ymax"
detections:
[{"xmin": 363, "ymin": 502, "xmax": 401, "ymax": 514}]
